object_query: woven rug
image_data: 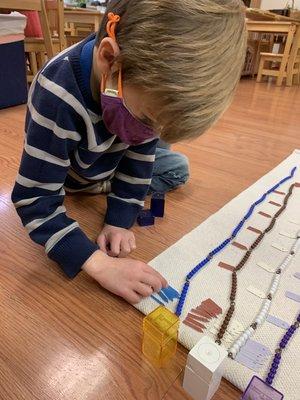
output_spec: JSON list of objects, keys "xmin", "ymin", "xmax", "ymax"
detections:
[{"xmin": 135, "ymin": 149, "xmax": 300, "ymax": 400}]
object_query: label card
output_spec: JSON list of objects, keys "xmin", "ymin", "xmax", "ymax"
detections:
[
  {"xmin": 257, "ymin": 261, "xmax": 276, "ymax": 273},
  {"xmin": 294, "ymin": 272, "xmax": 300, "ymax": 280},
  {"xmin": 271, "ymin": 243, "xmax": 288, "ymax": 252},
  {"xmin": 151, "ymin": 295, "xmax": 164, "ymax": 306},
  {"xmin": 285, "ymin": 291, "xmax": 300, "ymax": 303},
  {"xmin": 266, "ymin": 314, "xmax": 289, "ymax": 330},
  {"xmin": 161, "ymin": 286, "xmax": 180, "ymax": 301},
  {"xmin": 235, "ymin": 353, "xmax": 263, "ymax": 372},
  {"xmin": 289, "ymin": 219, "xmax": 300, "ymax": 225},
  {"xmin": 242, "ymin": 340, "xmax": 271, "ymax": 356},
  {"xmin": 280, "ymin": 231, "xmax": 296, "ymax": 239},
  {"xmin": 247, "ymin": 285, "xmax": 266, "ymax": 299}
]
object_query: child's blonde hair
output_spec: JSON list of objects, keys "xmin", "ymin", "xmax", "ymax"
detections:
[{"xmin": 97, "ymin": 0, "xmax": 246, "ymax": 143}]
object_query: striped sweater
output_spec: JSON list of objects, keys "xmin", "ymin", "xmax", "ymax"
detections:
[{"xmin": 11, "ymin": 35, "xmax": 158, "ymax": 278}]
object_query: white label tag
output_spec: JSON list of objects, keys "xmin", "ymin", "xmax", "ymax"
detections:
[
  {"xmin": 289, "ymin": 219, "xmax": 300, "ymax": 225},
  {"xmin": 271, "ymin": 243, "xmax": 288, "ymax": 252},
  {"xmin": 229, "ymin": 319, "xmax": 245, "ymax": 334},
  {"xmin": 257, "ymin": 261, "xmax": 276, "ymax": 273},
  {"xmin": 247, "ymin": 285, "xmax": 266, "ymax": 299},
  {"xmin": 211, "ymin": 319, "xmax": 244, "ymax": 338},
  {"xmin": 279, "ymin": 231, "xmax": 296, "ymax": 239}
]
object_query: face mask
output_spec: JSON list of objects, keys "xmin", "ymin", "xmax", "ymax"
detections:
[
  {"xmin": 99, "ymin": 12, "xmax": 157, "ymax": 146},
  {"xmin": 101, "ymin": 88, "xmax": 157, "ymax": 146}
]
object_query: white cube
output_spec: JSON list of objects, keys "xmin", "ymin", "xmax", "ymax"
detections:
[
  {"xmin": 186, "ymin": 335, "xmax": 227, "ymax": 383},
  {"xmin": 183, "ymin": 365, "xmax": 222, "ymax": 400}
]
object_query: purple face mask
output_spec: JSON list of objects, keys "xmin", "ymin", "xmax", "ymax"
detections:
[{"xmin": 101, "ymin": 90, "xmax": 157, "ymax": 146}]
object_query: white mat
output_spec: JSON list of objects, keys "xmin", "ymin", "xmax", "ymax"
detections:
[{"xmin": 136, "ymin": 150, "xmax": 300, "ymax": 400}]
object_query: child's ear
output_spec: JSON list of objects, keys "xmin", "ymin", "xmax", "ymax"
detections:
[{"xmin": 96, "ymin": 37, "xmax": 120, "ymax": 74}]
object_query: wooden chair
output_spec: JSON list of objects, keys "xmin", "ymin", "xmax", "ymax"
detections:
[
  {"xmin": 25, "ymin": 0, "xmax": 66, "ymax": 82},
  {"xmin": 257, "ymin": 25, "xmax": 300, "ymax": 86},
  {"xmin": 286, "ymin": 26, "xmax": 300, "ymax": 85},
  {"xmin": 0, "ymin": 0, "xmax": 54, "ymax": 58},
  {"xmin": 46, "ymin": 0, "xmax": 66, "ymax": 50}
]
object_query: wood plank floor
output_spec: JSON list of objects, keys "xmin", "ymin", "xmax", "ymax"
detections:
[{"xmin": 0, "ymin": 79, "xmax": 299, "ymax": 400}]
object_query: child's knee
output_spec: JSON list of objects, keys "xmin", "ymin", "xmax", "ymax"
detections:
[
  {"xmin": 151, "ymin": 151, "xmax": 189, "ymax": 193},
  {"xmin": 170, "ymin": 152, "xmax": 189, "ymax": 184}
]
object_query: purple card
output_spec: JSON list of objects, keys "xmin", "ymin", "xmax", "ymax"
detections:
[
  {"xmin": 235, "ymin": 353, "xmax": 264, "ymax": 371},
  {"xmin": 242, "ymin": 375, "xmax": 283, "ymax": 400},
  {"xmin": 285, "ymin": 291, "xmax": 300, "ymax": 303},
  {"xmin": 266, "ymin": 314, "xmax": 289, "ymax": 330},
  {"xmin": 235, "ymin": 340, "xmax": 271, "ymax": 371},
  {"xmin": 242, "ymin": 340, "xmax": 271, "ymax": 355}
]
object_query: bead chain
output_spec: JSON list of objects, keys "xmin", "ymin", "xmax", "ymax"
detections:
[
  {"xmin": 175, "ymin": 167, "xmax": 297, "ymax": 317},
  {"xmin": 215, "ymin": 183, "xmax": 295, "ymax": 345},
  {"xmin": 228, "ymin": 229, "xmax": 300, "ymax": 358},
  {"xmin": 265, "ymin": 312, "xmax": 300, "ymax": 386}
]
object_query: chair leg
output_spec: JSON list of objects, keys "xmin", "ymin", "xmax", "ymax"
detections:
[
  {"xmin": 295, "ymin": 64, "xmax": 300, "ymax": 85},
  {"xmin": 28, "ymin": 52, "xmax": 38, "ymax": 77},
  {"xmin": 36, "ymin": 52, "xmax": 47, "ymax": 70},
  {"xmin": 257, "ymin": 57, "xmax": 265, "ymax": 82},
  {"xmin": 276, "ymin": 66, "xmax": 285, "ymax": 86}
]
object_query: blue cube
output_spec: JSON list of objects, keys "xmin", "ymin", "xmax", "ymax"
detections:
[
  {"xmin": 137, "ymin": 210, "xmax": 155, "ymax": 226},
  {"xmin": 150, "ymin": 193, "xmax": 165, "ymax": 217}
]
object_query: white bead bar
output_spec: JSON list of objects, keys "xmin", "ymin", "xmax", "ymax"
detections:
[{"xmin": 228, "ymin": 231, "xmax": 300, "ymax": 358}]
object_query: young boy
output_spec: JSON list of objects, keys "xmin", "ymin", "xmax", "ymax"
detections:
[{"xmin": 12, "ymin": 0, "xmax": 246, "ymax": 304}]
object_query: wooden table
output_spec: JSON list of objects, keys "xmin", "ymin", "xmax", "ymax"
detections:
[
  {"xmin": 64, "ymin": 7, "xmax": 104, "ymax": 32},
  {"xmin": 246, "ymin": 20, "xmax": 299, "ymax": 86}
]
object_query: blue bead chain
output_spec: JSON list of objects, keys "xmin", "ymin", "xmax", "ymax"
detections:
[
  {"xmin": 175, "ymin": 167, "xmax": 297, "ymax": 317},
  {"xmin": 266, "ymin": 312, "xmax": 300, "ymax": 386}
]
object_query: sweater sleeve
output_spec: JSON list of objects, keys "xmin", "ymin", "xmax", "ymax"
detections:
[
  {"xmin": 105, "ymin": 138, "xmax": 158, "ymax": 228},
  {"xmin": 11, "ymin": 69, "xmax": 98, "ymax": 278}
]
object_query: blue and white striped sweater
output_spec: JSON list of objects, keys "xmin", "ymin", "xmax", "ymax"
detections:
[{"xmin": 11, "ymin": 35, "xmax": 158, "ymax": 278}]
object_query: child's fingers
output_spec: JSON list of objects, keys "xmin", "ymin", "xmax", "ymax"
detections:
[
  {"xmin": 129, "ymin": 237, "xmax": 136, "ymax": 251},
  {"xmin": 119, "ymin": 239, "xmax": 131, "ymax": 258},
  {"xmin": 122, "ymin": 289, "xmax": 142, "ymax": 304},
  {"xmin": 135, "ymin": 283, "xmax": 153, "ymax": 298},
  {"xmin": 108, "ymin": 235, "xmax": 121, "ymax": 257},
  {"xmin": 141, "ymin": 273, "xmax": 163, "ymax": 293},
  {"xmin": 142, "ymin": 265, "xmax": 168, "ymax": 288},
  {"xmin": 97, "ymin": 234, "xmax": 108, "ymax": 254}
]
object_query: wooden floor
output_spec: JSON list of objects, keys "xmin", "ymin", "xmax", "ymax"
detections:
[{"xmin": 0, "ymin": 78, "xmax": 300, "ymax": 400}]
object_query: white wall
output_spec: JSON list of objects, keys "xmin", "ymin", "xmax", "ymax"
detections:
[{"xmin": 261, "ymin": 0, "xmax": 300, "ymax": 9}]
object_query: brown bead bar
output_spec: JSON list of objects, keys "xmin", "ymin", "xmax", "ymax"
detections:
[{"xmin": 215, "ymin": 183, "xmax": 295, "ymax": 346}]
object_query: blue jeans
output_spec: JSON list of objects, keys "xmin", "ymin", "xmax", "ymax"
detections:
[
  {"xmin": 65, "ymin": 142, "xmax": 189, "ymax": 195},
  {"xmin": 149, "ymin": 143, "xmax": 190, "ymax": 194}
]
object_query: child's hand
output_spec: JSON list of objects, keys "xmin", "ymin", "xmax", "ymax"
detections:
[
  {"xmin": 97, "ymin": 224, "xmax": 136, "ymax": 257},
  {"xmin": 82, "ymin": 250, "xmax": 168, "ymax": 304}
]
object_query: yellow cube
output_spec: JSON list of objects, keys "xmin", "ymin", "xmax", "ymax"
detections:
[{"xmin": 142, "ymin": 306, "xmax": 179, "ymax": 367}]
